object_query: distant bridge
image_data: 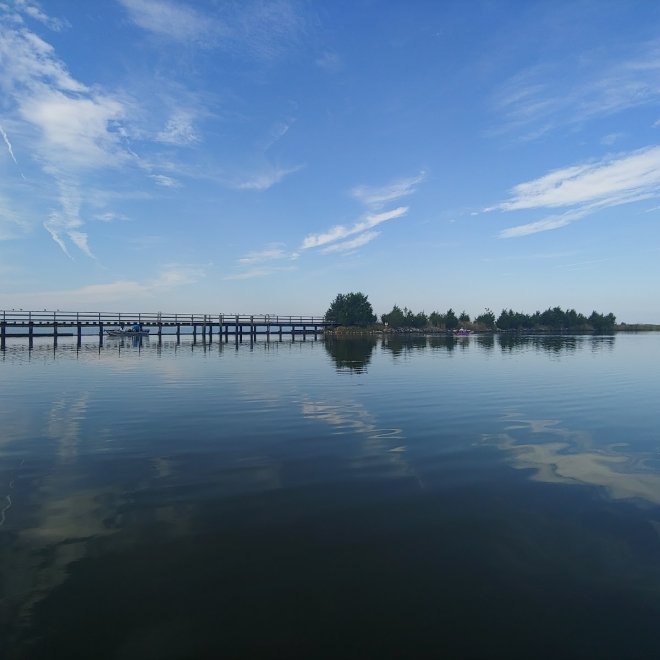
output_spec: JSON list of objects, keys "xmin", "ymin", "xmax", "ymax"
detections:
[{"xmin": 0, "ymin": 310, "xmax": 336, "ymax": 349}]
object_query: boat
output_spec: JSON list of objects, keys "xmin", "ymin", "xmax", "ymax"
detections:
[
  {"xmin": 105, "ymin": 324, "xmax": 150, "ymax": 338},
  {"xmin": 454, "ymin": 328, "xmax": 472, "ymax": 337}
]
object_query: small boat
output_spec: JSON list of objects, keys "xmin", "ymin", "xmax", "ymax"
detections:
[
  {"xmin": 105, "ymin": 325, "xmax": 150, "ymax": 338},
  {"xmin": 454, "ymin": 328, "xmax": 471, "ymax": 337}
]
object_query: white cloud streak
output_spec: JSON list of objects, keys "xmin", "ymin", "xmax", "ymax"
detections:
[
  {"xmin": 321, "ymin": 230, "xmax": 381, "ymax": 253},
  {"xmin": 496, "ymin": 147, "xmax": 660, "ymax": 211},
  {"xmin": 235, "ymin": 164, "xmax": 303, "ymax": 191},
  {"xmin": 149, "ymin": 174, "xmax": 180, "ymax": 188},
  {"xmin": 230, "ymin": 172, "xmax": 421, "ymax": 278},
  {"xmin": 494, "ymin": 146, "xmax": 660, "ymax": 237},
  {"xmin": 0, "ymin": 123, "xmax": 23, "ymax": 176},
  {"xmin": 351, "ymin": 172, "xmax": 426, "ymax": 209},
  {"xmin": 42, "ymin": 180, "xmax": 92, "ymax": 259},
  {"xmin": 301, "ymin": 207, "xmax": 408, "ymax": 250}
]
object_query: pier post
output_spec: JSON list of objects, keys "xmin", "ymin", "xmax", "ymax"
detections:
[
  {"xmin": 250, "ymin": 315, "xmax": 254, "ymax": 341},
  {"xmin": 202, "ymin": 316, "xmax": 207, "ymax": 342},
  {"xmin": 193, "ymin": 324, "xmax": 197, "ymax": 343},
  {"xmin": 176, "ymin": 324, "xmax": 181, "ymax": 343},
  {"xmin": 1, "ymin": 321, "xmax": 5, "ymax": 350},
  {"xmin": 29, "ymin": 321, "xmax": 34, "ymax": 348},
  {"xmin": 158, "ymin": 322, "xmax": 163, "ymax": 339},
  {"xmin": 77, "ymin": 323, "xmax": 82, "ymax": 346}
]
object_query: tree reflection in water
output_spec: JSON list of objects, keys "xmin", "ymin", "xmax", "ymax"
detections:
[{"xmin": 323, "ymin": 336, "xmax": 377, "ymax": 373}]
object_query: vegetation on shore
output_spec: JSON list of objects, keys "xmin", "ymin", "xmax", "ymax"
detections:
[{"xmin": 325, "ymin": 292, "xmax": 619, "ymax": 333}]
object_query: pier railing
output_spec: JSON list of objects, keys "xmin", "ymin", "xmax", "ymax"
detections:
[{"xmin": 0, "ymin": 310, "xmax": 331, "ymax": 326}]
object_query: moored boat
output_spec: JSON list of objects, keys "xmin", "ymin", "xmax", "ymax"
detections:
[{"xmin": 105, "ymin": 323, "xmax": 150, "ymax": 338}]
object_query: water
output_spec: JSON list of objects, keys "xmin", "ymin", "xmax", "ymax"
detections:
[{"xmin": 1, "ymin": 333, "xmax": 660, "ymax": 659}]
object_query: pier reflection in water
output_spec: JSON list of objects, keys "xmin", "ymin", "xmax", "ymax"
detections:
[{"xmin": 1, "ymin": 333, "xmax": 660, "ymax": 659}]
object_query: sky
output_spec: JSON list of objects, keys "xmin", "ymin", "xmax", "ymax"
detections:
[{"xmin": 1, "ymin": 0, "xmax": 660, "ymax": 323}]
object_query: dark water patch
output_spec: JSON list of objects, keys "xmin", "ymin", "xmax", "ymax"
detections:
[{"xmin": 2, "ymin": 334, "xmax": 660, "ymax": 658}]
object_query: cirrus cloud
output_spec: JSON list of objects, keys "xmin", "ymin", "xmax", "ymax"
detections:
[{"xmin": 493, "ymin": 145, "xmax": 660, "ymax": 237}]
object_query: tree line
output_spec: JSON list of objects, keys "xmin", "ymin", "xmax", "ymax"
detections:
[{"xmin": 325, "ymin": 293, "xmax": 617, "ymax": 333}]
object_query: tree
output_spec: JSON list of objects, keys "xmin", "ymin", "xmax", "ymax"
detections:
[
  {"xmin": 589, "ymin": 311, "xmax": 616, "ymax": 333},
  {"xmin": 325, "ymin": 292, "xmax": 376, "ymax": 326},
  {"xmin": 475, "ymin": 308, "xmax": 496, "ymax": 330},
  {"xmin": 459, "ymin": 311, "xmax": 471, "ymax": 323},
  {"xmin": 445, "ymin": 308, "xmax": 459, "ymax": 330},
  {"xmin": 412, "ymin": 311, "xmax": 428, "ymax": 328},
  {"xmin": 382, "ymin": 305, "xmax": 406, "ymax": 328},
  {"xmin": 428, "ymin": 311, "xmax": 445, "ymax": 327}
]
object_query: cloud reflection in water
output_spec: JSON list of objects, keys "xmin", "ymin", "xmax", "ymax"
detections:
[{"xmin": 485, "ymin": 412, "xmax": 660, "ymax": 505}]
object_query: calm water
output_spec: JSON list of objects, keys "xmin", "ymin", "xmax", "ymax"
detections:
[{"xmin": 1, "ymin": 333, "xmax": 660, "ymax": 659}]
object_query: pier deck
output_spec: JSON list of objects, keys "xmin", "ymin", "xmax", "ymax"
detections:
[{"xmin": 1, "ymin": 311, "xmax": 335, "ymax": 349}]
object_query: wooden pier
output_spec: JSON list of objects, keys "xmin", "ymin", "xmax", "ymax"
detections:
[{"xmin": 0, "ymin": 310, "xmax": 335, "ymax": 349}]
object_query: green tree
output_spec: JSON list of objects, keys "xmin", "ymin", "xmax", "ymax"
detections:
[
  {"xmin": 413, "ymin": 311, "xmax": 428, "ymax": 328},
  {"xmin": 428, "ymin": 311, "xmax": 445, "ymax": 327},
  {"xmin": 459, "ymin": 311, "xmax": 471, "ymax": 323},
  {"xmin": 589, "ymin": 311, "xmax": 616, "ymax": 333},
  {"xmin": 382, "ymin": 305, "xmax": 406, "ymax": 328},
  {"xmin": 325, "ymin": 292, "xmax": 376, "ymax": 326},
  {"xmin": 475, "ymin": 308, "xmax": 496, "ymax": 330},
  {"xmin": 445, "ymin": 308, "xmax": 459, "ymax": 330}
]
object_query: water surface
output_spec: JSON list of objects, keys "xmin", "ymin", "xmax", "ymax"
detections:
[{"xmin": 1, "ymin": 333, "xmax": 660, "ymax": 658}]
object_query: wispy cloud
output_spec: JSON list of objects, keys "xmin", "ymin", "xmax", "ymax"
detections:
[
  {"xmin": 493, "ymin": 146, "xmax": 660, "ymax": 237},
  {"xmin": 149, "ymin": 174, "xmax": 180, "ymax": 188},
  {"xmin": 321, "ymin": 230, "xmax": 381, "ymax": 253},
  {"xmin": 152, "ymin": 264, "xmax": 206, "ymax": 287},
  {"xmin": 234, "ymin": 164, "xmax": 303, "ymax": 191},
  {"xmin": 224, "ymin": 265, "xmax": 296, "ymax": 281},
  {"xmin": 262, "ymin": 118, "xmax": 295, "ymax": 152},
  {"xmin": 117, "ymin": 0, "xmax": 215, "ymax": 45},
  {"xmin": 0, "ymin": 123, "xmax": 25, "ymax": 177},
  {"xmin": 0, "ymin": 193, "xmax": 31, "ymax": 240},
  {"xmin": 12, "ymin": 0, "xmax": 69, "ymax": 31},
  {"xmin": 227, "ymin": 243, "xmax": 298, "ymax": 280},
  {"xmin": 0, "ymin": 13, "xmax": 133, "ymax": 256},
  {"xmin": 351, "ymin": 172, "xmax": 426, "ymax": 209},
  {"xmin": 93, "ymin": 211, "xmax": 129, "ymax": 223},
  {"xmin": 0, "ymin": 263, "xmax": 207, "ymax": 305},
  {"xmin": 42, "ymin": 180, "xmax": 93, "ymax": 259},
  {"xmin": 238, "ymin": 243, "xmax": 290, "ymax": 265},
  {"xmin": 301, "ymin": 207, "xmax": 408, "ymax": 249},
  {"xmin": 228, "ymin": 172, "xmax": 422, "ymax": 279},
  {"xmin": 119, "ymin": 0, "xmax": 307, "ymax": 60},
  {"xmin": 156, "ymin": 110, "xmax": 200, "ymax": 146},
  {"xmin": 493, "ymin": 40, "xmax": 660, "ymax": 139}
]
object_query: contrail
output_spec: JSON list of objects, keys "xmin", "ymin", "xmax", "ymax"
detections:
[{"xmin": 0, "ymin": 123, "xmax": 26, "ymax": 179}]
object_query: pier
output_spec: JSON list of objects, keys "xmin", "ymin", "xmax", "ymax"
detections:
[{"xmin": 0, "ymin": 310, "xmax": 335, "ymax": 349}]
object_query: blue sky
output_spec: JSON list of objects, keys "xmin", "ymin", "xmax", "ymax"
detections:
[{"xmin": 1, "ymin": 0, "xmax": 660, "ymax": 322}]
